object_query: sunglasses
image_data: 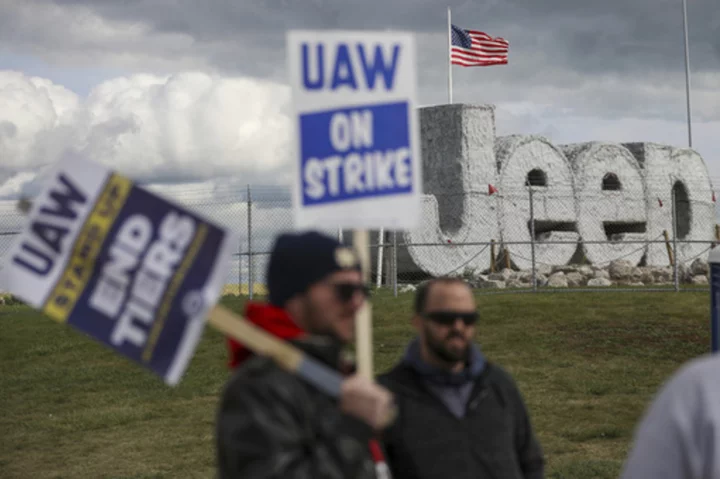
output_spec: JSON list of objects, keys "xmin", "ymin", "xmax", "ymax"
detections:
[
  {"xmin": 332, "ymin": 283, "xmax": 371, "ymax": 302},
  {"xmin": 422, "ymin": 311, "xmax": 479, "ymax": 326}
]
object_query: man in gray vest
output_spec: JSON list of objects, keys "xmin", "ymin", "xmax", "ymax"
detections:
[{"xmin": 378, "ymin": 277, "xmax": 544, "ymax": 479}]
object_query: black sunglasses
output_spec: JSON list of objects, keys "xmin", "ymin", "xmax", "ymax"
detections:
[
  {"xmin": 422, "ymin": 311, "xmax": 479, "ymax": 326},
  {"xmin": 332, "ymin": 283, "xmax": 371, "ymax": 302}
]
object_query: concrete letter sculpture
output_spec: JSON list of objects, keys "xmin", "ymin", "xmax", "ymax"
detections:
[{"xmin": 384, "ymin": 103, "xmax": 714, "ymax": 278}]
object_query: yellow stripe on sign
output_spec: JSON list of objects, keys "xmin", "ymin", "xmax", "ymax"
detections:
[
  {"xmin": 43, "ymin": 173, "xmax": 133, "ymax": 323},
  {"xmin": 141, "ymin": 223, "xmax": 209, "ymax": 363}
]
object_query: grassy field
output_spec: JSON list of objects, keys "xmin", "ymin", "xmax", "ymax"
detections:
[{"xmin": 0, "ymin": 289, "xmax": 712, "ymax": 478}]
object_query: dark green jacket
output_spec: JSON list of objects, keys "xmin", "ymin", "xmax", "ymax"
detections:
[
  {"xmin": 378, "ymin": 361, "xmax": 544, "ymax": 479},
  {"xmin": 216, "ymin": 336, "xmax": 378, "ymax": 479}
]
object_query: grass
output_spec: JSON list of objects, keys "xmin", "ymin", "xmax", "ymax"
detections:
[{"xmin": 0, "ymin": 290, "xmax": 712, "ymax": 478}]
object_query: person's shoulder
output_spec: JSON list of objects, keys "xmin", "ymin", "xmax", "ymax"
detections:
[
  {"xmin": 675, "ymin": 353, "xmax": 720, "ymax": 378},
  {"xmin": 377, "ymin": 362, "xmax": 413, "ymax": 390},
  {"xmin": 659, "ymin": 353, "xmax": 720, "ymax": 398},
  {"xmin": 483, "ymin": 361, "xmax": 519, "ymax": 388},
  {"xmin": 222, "ymin": 355, "xmax": 301, "ymax": 404}
]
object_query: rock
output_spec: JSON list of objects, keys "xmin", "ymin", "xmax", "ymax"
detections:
[
  {"xmin": 628, "ymin": 282, "xmax": 645, "ymax": 287},
  {"xmin": 652, "ymin": 266, "xmax": 673, "ymax": 283},
  {"xmin": 637, "ymin": 267, "xmax": 655, "ymax": 284},
  {"xmin": 399, "ymin": 285, "xmax": 416, "ymax": 293},
  {"xmin": 536, "ymin": 264, "xmax": 553, "ymax": 277},
  {"xmin": 547, "ymin": 272, "xmax": 568, "ymax": 288},
  {"xmin": 608, "ymin": 260, "xmax": 634, "ymax": 279},
  {"xmin": 517, "ymin": 271, "xmax": 533, "ymax": 283},
  {"xmin": 692, "ymin": 275, "xmax": 709, "ymax": 285},
  {"xmin": 507, "ymin": 279, "xmax": 528, "ymax": 289},
  {"xmin": 488, "ymin": 268, "xmax": 514, "ymax": 281},
  {"xmin": 691, "ymin": 258, "xmax": 709, "ymax": 277},
  {"xmin": 587, "ymin": 277, "xmax": 612, "ymax": 287},
  {"xmin": 629, "ymin": 267, "xmax": 646, "ymax": 282},
  {"xmin": 500, "ymin": 268, "xmax": 515, "ymax": 280},
  {"xmin": 566, "ymin": 272, "xmax": 584, "ymax": 287},
  {"xmin": 480, "ymin": 280, "xmax": 506, "ymax": 289},
  {"xmin": 594, "ymin": 269, "xmax": 610, "ymax": 280},
  {"xmin": 578, "ymin": 265, "xmax": 594, "ymax": 277},
  {"xmin": 465, "ymin": 275, "xmax": 487, "ymax": 288},
  {"xmin": 552, "ymin": 265, "xmax": 580, "ymax": 274},
  {"xmin": 678, "ymin": 263, "xmax": 693, "ymax": 283}
]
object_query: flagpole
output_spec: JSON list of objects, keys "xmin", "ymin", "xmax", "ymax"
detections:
[
  {"xmin": 447, "ymin": 6, "xmax": 453, "ymax": 104},
  {"xmin": 682, "ymin": 0, "xmax": 693, "ymax": 148}
]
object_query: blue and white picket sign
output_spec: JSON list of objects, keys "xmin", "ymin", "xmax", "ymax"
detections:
[
  {"xmin": 0, "ymin": 157, "xmax": 237, "ymax": 385},
  {"xmin": 286, "ymin": 30, "xmax": 422, "ymax": 229},
  {"xmin": 710, "ymin": 247, "xmax": 720, "ymax": 353}
]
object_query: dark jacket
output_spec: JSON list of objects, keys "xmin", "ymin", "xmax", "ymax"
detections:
[
  {"xmin": 377, "ymin": 357, "xmax": 544, "ymax": 479},
  {"xmin": 216, "ymin": 302, "xmax": 383, "ymax": 479}
]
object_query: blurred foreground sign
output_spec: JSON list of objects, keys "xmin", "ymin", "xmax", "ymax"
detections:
[
  {"xmin": 286, "ymin": 30, "xmax": 422, "ymax": 229},
  {"xmin": 1, "ymin": 157, "xmax": 236, "ymax": 385}
]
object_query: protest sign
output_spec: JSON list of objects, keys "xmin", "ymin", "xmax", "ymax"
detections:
[
  {"xmin": 3, "ymin": 157, "xmax": 373, "ymax": 407},
  {"xmin": 2, "ymin": 157, "xmax": 235, "ymax": 386},
  {"xmin": 286, "ymin": 30, "xmax": 422, "ymax": 230},
  {"xmin": 286, "ymin": 30, "xmax": 421, "ymax": 379}
]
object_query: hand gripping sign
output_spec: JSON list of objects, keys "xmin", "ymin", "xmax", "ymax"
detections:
[
  {"xmin": 2, "ymin": 158, "xmax": 395, "ymax": 427},
  {"xmin": 287, "ymin": 30, "xmax": 421, "ymax": 379}
]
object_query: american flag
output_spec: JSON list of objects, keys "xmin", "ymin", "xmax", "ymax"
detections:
[{"xmin": 450, "ymin": 24, "xmax": 509, "ymax": 67}]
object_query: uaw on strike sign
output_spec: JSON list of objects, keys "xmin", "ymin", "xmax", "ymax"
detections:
[
  {"xmin": 0, "ymin": 157, "xmax": 236, "ymax": 385},
  {"xmin": 287, "ymin": 30, "xmax": 422, "ymax": 229}
]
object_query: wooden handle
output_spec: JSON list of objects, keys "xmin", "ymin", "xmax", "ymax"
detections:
[
  {"xmin": 209, "ymin": 305, "xmax": 304, "ymax": 371},
  {"xmin": 353, "ymin": 230, "xmax": 374, "ymax": 379},
  {"xmin": 209, "ymin": 305, "xmax": 346, "ymax": 398}
]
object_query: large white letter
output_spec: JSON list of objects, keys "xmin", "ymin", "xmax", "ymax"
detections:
[
  {"xmin": 624, "ymin": 143, "xmax": 714, "ymax": 265},
  {"xmin": 398, "ymin": 104, "xmax": 499, "ymax": 276},
  {"xmin": 496, "ymin": 136, "xmax": 578, "ymax": 270},
  {"xmin": 562, "ymin": 142, "xmax": 647, "ymax": 266}
]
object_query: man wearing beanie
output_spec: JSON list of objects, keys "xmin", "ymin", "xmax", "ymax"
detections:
[{"xmin": 216, "ymin": 231, "xmax": 394, "ymax": 479}]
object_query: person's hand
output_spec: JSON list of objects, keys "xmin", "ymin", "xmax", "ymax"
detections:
[{"xmin": 340, "ymin": 374, "xmax": 396, "ymax": 430}]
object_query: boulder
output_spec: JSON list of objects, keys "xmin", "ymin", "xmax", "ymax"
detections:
[
  {"xmin": 637, "ymin": 267, "xmax": 655, "ymax": 284},
  {"xmin": 692, "ymin": 275, "xmax": 709, "ymax": 285},
  {"xmin": 587, "ymin": 277, "xmax": 612, "ymax": 287},
  {"xmin": 594, "ymin": 269, "xmax": 610, "ymax": 280},
  {"xmin": 547, "ymin": 272, "xmax": 569, "ymax": 288},
  {"xmin": 536, "ymin": 264, "xmax": 553, "ymax": 277},
  {"xmin": 608, "ymin": 260, "xmax": 634, "ymax": 280},
  {"xmin": 488, "ymin": 268, "xmax": 515, "ymax": 281},
  {"xmin": 578, "ymin": 265, "xmax": 594, "ymax": 277},
  {"xmin": 566, "ymin": 272, "xmax": 584, "ymax": 287},
  {"xmin": 691, "ymin": 258, "xmax": 709, "ymax": 276},
  {"xmin": 652, "ymin": 266, "xmax": 673, "ymax": 283},
  {"xmin": 507, "ymin": 279, "xmax": 528, "ymax": 289},
  {"xmin": 479, "ymin": 279, "xmax": 506, "ymax": 289}
]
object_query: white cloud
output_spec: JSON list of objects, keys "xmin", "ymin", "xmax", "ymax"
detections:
[{"xmin": 0, "ymin": 70, "xmax": 293, "ymax": 198}]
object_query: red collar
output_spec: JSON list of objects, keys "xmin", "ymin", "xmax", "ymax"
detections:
[{"xmin": 226, "ymin": 301, "xmax": 305, "ymax": 369}]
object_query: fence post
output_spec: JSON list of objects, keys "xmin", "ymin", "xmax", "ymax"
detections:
[
  {"xmin": 247, "ymin": 184, "xmax": 254, "ymax": 300},
  {"xmin": 393, "ymin": 230, "xmax": 398, "ymax": 297},
  {"xmin": 672, "ymin": 186, "xmax": 679, "ymax": 292},
  {"xmin": 529, "ymin": 186, "xmax": 537, "ymax": 292},
  {"xmin": 376, "ymin": 229, "xmax": 384, "ymax": 288},
  {"xmin": 490, "ymin": 239, "xmax": 496, "ymax": 273},
  {"xmin": 237, "ymin": 236, "xmax": 242, "ymax": 297}
]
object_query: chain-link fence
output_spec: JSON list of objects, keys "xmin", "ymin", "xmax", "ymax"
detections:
[{"xmin": 0, "ymin": 181, "xmax": 716, "ymax": 297}]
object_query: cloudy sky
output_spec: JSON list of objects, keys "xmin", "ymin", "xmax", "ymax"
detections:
[{"xmin": 0, "ymin": 0, "xmax": 718, "ymax": 206}]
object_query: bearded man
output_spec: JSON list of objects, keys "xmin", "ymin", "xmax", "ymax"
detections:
[{"xmin": 377, "ymin": 277, "xmax": 545, "ymax": 479}]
